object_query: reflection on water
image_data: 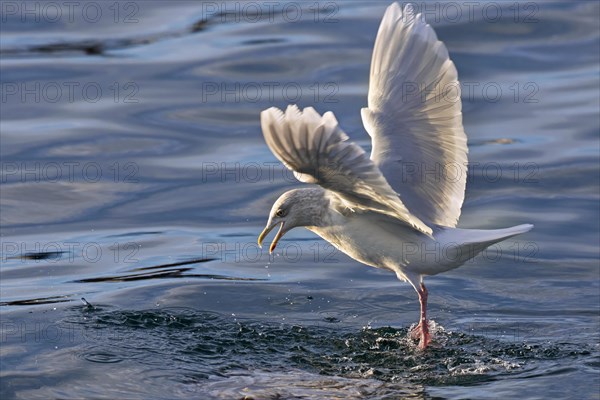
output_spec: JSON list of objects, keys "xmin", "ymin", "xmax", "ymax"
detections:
[{"xmin": 1, "ymin": 1, "xmax": 598, "ymax": 399}]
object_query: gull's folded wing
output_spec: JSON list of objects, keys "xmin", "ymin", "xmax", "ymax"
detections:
[
  {"xmin": 362, "ymin": 3, "xmax": 468, "ymax": 228},
  {"xmin": 261, "ymin": 105, "xmax": 432, "ymax": 236}
]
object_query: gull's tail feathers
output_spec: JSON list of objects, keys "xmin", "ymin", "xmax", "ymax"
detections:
[
  {"xmin": 419, "ymin": 224, "xmax": 534, "ymax": 275},
  {"xmin": 436, "ymin": 224, "xmax": 534, "ymax": 246}
]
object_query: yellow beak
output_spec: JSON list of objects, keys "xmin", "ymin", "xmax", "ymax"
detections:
[{"xmin": 258, "ymin": 221, "xmax": 285, "ymax": 254}]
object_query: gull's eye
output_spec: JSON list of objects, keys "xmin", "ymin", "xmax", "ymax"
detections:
[{"xmin": 275, "ymin": 209, "xmax": 286, "ymax": 218}]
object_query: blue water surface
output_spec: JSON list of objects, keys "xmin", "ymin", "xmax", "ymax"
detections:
[{"xmin": 1, "ymin": 1, "xmax": 599, "ymax": 399}]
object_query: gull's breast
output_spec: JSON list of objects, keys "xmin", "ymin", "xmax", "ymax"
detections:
[{"xmin": 309, "ymin": 212, "xmax": 430, "ymax": 272}]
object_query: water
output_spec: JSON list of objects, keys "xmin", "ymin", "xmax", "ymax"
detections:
[{"xmin": 1, "ymin": 1, "xmax": 599, "ymax": 398}]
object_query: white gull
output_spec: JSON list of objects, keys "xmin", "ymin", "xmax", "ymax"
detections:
[{"xmin": 257, "ymin": 2, "xmax": 532, "ymax": 349}]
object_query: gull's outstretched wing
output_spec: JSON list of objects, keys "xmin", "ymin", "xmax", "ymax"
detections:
[
  {"xmin": 361, "ymin": 3, "xmax": 468, "ymax": 228},
  {"xmin": 261, "ymin": 105, "xmax": 432, "ymax": 236}
]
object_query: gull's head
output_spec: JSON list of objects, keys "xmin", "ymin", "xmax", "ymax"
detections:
[{"xmin": 258, "ymin": 188, "xmax": 326, "ymax": 253}]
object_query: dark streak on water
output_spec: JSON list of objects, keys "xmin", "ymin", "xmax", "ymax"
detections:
[{"xmin": 1, "ymin": 1, "xmax": 599, "ymax": 399}]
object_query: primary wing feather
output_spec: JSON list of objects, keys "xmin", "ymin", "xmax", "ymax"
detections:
[
  {"xmin": 362, "ymin": 3, "xmax": 468, "ymax": 227},
  {"xmin": 261, "ymin": 105, "xmax": 432, "ymax": 236}
]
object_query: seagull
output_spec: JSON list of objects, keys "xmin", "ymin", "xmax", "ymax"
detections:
[{"xmin": 257, "ymin": 2, "xmax": 532, "ymax": 349}]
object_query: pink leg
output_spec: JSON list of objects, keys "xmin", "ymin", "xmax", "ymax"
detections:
[{"xmin": 410, "ymin": 283, "xmax": 431, "ymax": 349}]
